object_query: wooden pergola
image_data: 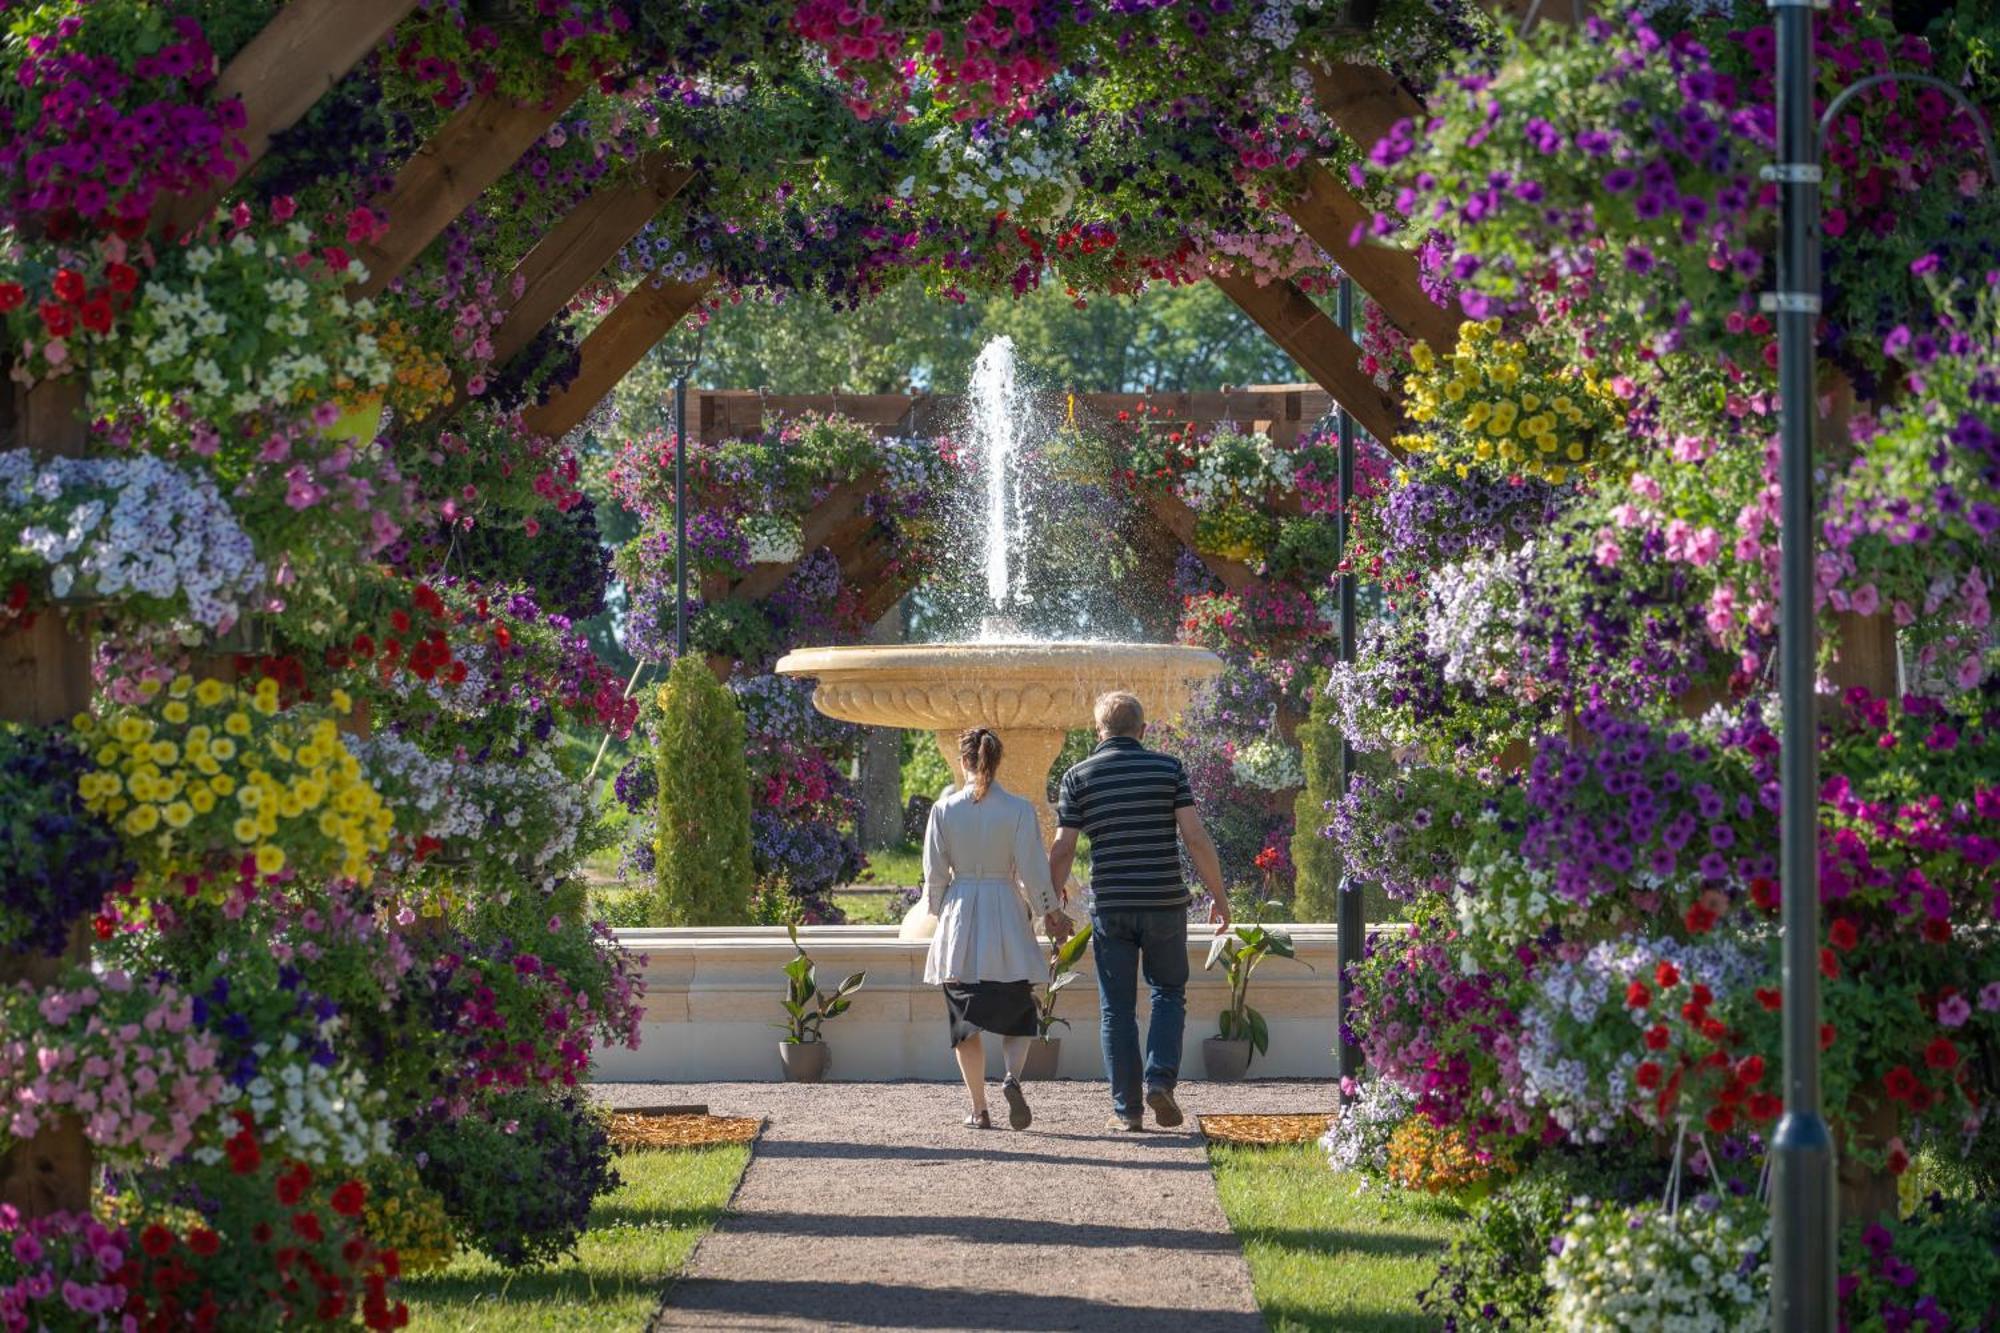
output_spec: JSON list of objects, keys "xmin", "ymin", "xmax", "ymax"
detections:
[{"xmin": 0, "ymin": 0, "xmax": 1569, "ymax": 1214}]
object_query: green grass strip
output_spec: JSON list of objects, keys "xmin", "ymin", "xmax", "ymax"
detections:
[
  {"xmin": 1209, "ymin": 1143, "xmax": 1471, "ymax": 1333},
  {"xmin": 403, "ymin": 1144, "xmax": 751, "ymax": 1331}
]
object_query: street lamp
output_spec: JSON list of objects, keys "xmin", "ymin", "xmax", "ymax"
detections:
[
  {"xmin": 656, "ymin": 320, "xmax": 709, "ymax": 658},
  {"xmin": 1333, "ymin": 275, "xmax": 1366, "ymax": 1087},
  {"xmin": 1767, "ymin": 12, "xmax": 1998, "ymax": 1326}
]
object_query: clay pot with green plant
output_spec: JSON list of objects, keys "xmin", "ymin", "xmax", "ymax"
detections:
[
  {"xmin": 1021, "ymin": 922, "xmax": 1094, "ymax": 1081},
  {"xmin": 773, "ymin": 922, "xmax": 865, "ymax": 1082},
  {"xmin": 1202, "ymin": 904, "xmax": 1308, "ymax": 1081}
]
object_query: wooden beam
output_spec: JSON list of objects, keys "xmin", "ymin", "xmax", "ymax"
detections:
[
  {"xmin": 1210, "ymin": 273, "xmax": 1404, "ymax": 449},
  {"xmin": 1287, "ymin": 164, "xmax": 1463, "ymax": 354},
  {"xmin": 522, "ymin": 274, "xmax": 715, "ymax": 438},
  {"xmin": 487, "ymin": 154, "xmax": 696, "ymax": 368},
  {"xmin": 1304, "ymin": 61, "xmax": 1426, "ymax": 160},
  {"xmin": 350, "ymin": 81, "xmax": 586, "ymax": 300},
  {"xmin": 160, "ymin": 0, "xmax": 420, "ymax": 234}
]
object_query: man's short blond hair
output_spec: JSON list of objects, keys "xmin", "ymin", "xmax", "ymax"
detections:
[{"xmin": 1094, "ymin": 691, "xmax": 1145, "ymax": 737}]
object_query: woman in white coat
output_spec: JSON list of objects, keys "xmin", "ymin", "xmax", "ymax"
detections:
[{"xmin": 922, "ymin": 727, "xmax": 1069, "ymax": 1130}]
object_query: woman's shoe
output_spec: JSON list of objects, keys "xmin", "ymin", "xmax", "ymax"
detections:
[
  {"xmin": 1001, "ymin": 1076, "xmax": 1032, "ymax": 1130},
  {"xmin": 963, "ymin": 1108, "xmax": 992, "ymax": 1130}
]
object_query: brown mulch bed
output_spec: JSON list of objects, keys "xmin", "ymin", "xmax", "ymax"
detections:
[
  {"xmin": 608, "ymin": 1112, "xmax": 764, "ymax": 1150},
  {"xmin": 1197, "ymin": 1113, "xmax": 1332, "ymax": 1147}
]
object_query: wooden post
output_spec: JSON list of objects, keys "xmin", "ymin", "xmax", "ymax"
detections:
[
  {"xmin": 485, "ymin": 155, "xmax": 696, "ymax": 368},
  {"xmin": 1209, "ymin": 272, "xmax": 1405, "ymax": 448},
  {"xmin": 350, "ymin": 81, "xmax": 587, "ymax": 299},
  {"xmin": 158, "ymin": 0, "xmax": 421, "ymax": 235},
  {"xmin": 523, "ymin": 274, "xmax": 715, "ymax": 439},
  {"xmin": 1303, "ymin": 61, "xmax": 1425, "ymax": 161},
  {"xmin": 0, "ymin": 377, "xmax": 94, "ymax": 1216}
]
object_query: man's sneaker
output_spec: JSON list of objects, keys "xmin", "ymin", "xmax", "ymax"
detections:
[
  {"xmin": 1001, "ymin": 1076, "xmax": 1033, "ymax": 1131},
  {"xmin": 1105, "ymin": 1114, "xmax": 1144, "ymax": 1132},
  {"xmin": 1145, "ymin": 1086, "xmax": 1185, "ymax": 1129}
]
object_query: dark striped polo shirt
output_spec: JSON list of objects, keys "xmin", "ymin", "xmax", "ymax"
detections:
[{"xmin": 1055, "ymin": 736, "xmax": 1195, "ymax": 911}]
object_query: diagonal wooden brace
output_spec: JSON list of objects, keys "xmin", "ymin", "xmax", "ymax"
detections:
[
  {"xmin": 522, "ymin": 274, "xmax": 717, "ymax": 439},
  {"xmin": 1210, "ymin": 272, "xmax": 1405, "ymax": 450},
  {"xmin": 1286, "ymin": 163, "xmax": 1463, "ymax": 354}
]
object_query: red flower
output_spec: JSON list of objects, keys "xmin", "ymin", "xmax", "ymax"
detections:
[
  {"xmin": 1654, "ymin": 961, "xmax": 1681, "ymax": 990},
  {"xmin": 1922, "ymin": 918, "xmax": 1951, "ymax": 944},
  {"xmin": 389, "ymin": 609, "xmax": 412, "ymax": 633},
  {"xmin": 187, "ymin": 1227, "xmax": 221, "ymax": 1257},
  {"xmin": 1755, "ymin": 987, "xmax": 1783, "ymax": 1012},
  {"xmin": 493, "ymin": 624, "xmax": 512, "ymax": 650},
  {"xmin": 1643, "ymin": 1024, "xmax": 1671, "ymax": 1051},
  {"xmin": 140, "ymin": 1224, "xmax": 176, "ymax": 1258},
  {"xmin": 1683, "ymin": 901, "xmax": 1717, "ymax": 933},
  {"xmin": 1748, "ymin": 1093, "xmax": 1783, "ymax": 1120},
  {"xmin": 1749, "ymin": 876, "xmax": 1779, "ymax": 911},
  {"xmin": 51, "ymin": 269, "xmax": 85, "ymax": 304},
  {"xmin": 1736, "ymin": 1054, "xmax": 1766, "ymax": 1085},
  {"xmin": 276, "ymin": 1163, "xmax": 313, "ymax": 1206},
  {"xmin": 79, "ymin": 298, "xmax": 113, "ymax": 334},
  {"xmin": 1689, "ymin": 984, "xmax": 1713, "ymax": 1007},
  {"xmin": 1635, "ymin": 1061, "xmax": 1663, "ymax": 1090},
  {"xmin": 1887, "ymin": 1141, "xmax": 1910, "ymax": 1175},
  {"xmin": 104, "ymin": 262, "xmax": 139, "ymax": 294},
  {"xmin": 1705, "ymin": 1106, "xmax": 1735, "ymax": 1134},
  {"xmin": 1884, "ymin": 1065, "xmax": 1919, "ymax": 1102},
  {"xmin": 1819, "ymin": 947, "xmax": 1839, "ymax": 980},
  {"xmin": 291, "ymin": 1212, "xmax": 324, "ymax": 1243},
  {"xmin": 1820, "ymin": 1023, "xmax": 1836, "ymax": 1051},
  {"xmin": 1624, "ymin": 981, "xmax": 1651, "ymax": 1009},
  {"xmin": 0, "ymin": 282, "xmax": 24, "ymax": 312},
  {"xmin": 331, "ymin": 1181, "xmax": 367, "ymax": 1218},
  {"xmin": 1923, "ymin": 1037, "xmax": 1959, "ymax": 1070},
  {"xmin": 39, "ymin": 301, "xmax": 73, "ymax": 338},
  {"xmin": 1828, "ymin": 918, "xmax": 1858, "ymax": 952}
]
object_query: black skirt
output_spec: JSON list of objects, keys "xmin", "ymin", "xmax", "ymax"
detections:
[{"xmin": 943, "ymin": 980, "xmax": 1037, "ymax": 1046}]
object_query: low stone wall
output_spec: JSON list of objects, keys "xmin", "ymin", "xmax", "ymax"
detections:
[{"xmin": 601, "ymin": 924, "xmax": 1346, "ymax": 1083}]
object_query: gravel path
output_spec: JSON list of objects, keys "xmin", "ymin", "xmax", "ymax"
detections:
[{"xmin": 592, "ymin": 1079, "xmax": 1332, "ymax": 1332}]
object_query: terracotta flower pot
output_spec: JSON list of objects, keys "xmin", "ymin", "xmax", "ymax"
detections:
[
  {"xmin": 1020, "ymin": 1037, "xmax": 1061, "ymax": 1082},
  {"xmin": 778, "ymin": 1041, "xmax": 829, "ymax": 1083},
  {"xmin": 1203, "ymin": 1036, "xmax": 1252, "ymax": 1082}
]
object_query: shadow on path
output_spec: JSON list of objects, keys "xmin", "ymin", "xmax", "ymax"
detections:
[
  {"xmin": 712, "ymin": 1209, "xmax": 1241, "ymax": 1252},
  {"xmin": 656, "ymin": 1277, "xmax": 1267, "ymax": 1331}
]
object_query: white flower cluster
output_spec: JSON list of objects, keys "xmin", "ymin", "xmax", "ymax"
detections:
[
  {"xmin": 1546, "ymin": 1197, "xmax": 1768, "ymax": 1332},
  {"xmin": 1453, "ymin": 830, "xmax": 1560, "ymax": 961},
  {"xmin": 1319, "ymin": 1076, "xmax": 1414, "ymax": 1178},
  {"xmin": 1250, "ymin": 0, "xmax": 1322, "ymax": 51},
  {"xmin": 106, "ymin": 223, "xmax": 388, "ymax": 418},
  {"xmin": 1178, "ymin": 428, "xmax": 1297, "ymax": 514},
  {"xmin": 1424, "ymin": 546, "xmax": 1528, "ymax": 691},
  {"xmin": 743, "ymin": 514, "xmax": 803, "ymax": 564},
  {"xmin": 1232, "ymin": 735, "xmax": 1306, "ymax": 791},
  {"xmin": 203, "ymin": 1033, "xmax": 389, "ymax": 1170},
  {"xmin": 350, "ymin": 734, "xmax": 484, "ymax": 857},
  {"xmin": 456, "ymin": 745, "xmax": 592, "ymax": 892},
  {"xmin": 1325, "ymin": 637, "xmax": 1424, "ymax": 753},
  {"xmin": 0, "ymin": 449, "xmax": 263, "ymax": 629},
  {"xmin": 923, "ymin": 121, "xmax": 1079, "ymax": 217}
]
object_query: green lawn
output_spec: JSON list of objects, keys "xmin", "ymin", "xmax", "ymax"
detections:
[
  {"xmin": 403, "ymin": 1144, "xmax": 750, "ymax": 1331},
  {"xmin": 853, "ymin": 842, "xmax": 924, "ymax": 886},
  {"xmin": 1209, "ymin": 1144, "xmax": 1469, "ymax": 1332}
]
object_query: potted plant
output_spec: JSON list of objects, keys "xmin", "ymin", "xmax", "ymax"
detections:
[
  {"xmin": 773, "ymin": 922, "xmax": 865, "ymax": 1082},
  {"xmin": 1202, "ymin": 903, "xmax": 1309, "ymax": 1081},
  {"xmin": 1022, "ymin": 922, "xmax": 1093, "ymax": 1081}
]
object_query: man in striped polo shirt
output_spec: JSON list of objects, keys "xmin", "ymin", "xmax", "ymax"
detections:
[{"xmin": 1049, "ymin": 691, "xmax": 1228, "ymax": 1132}]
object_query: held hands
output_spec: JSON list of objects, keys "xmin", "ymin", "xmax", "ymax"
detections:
[{"xmin": 1043, "ymin": 909, "xmax": 1076, "ymax": 946}]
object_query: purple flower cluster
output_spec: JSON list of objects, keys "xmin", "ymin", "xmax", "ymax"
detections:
[
  {"xmin": 1370, "ymin": 469, "xmax": 1565, "ymax": 575},
  {"xmin": 1, "ymin": 14, "xmax": 245, "ymax": 226},
  {"xmin": 0, "ymin": 725, "xmax": 130, "ymax": 957},
  {"xmin": 750, "ymin": 810, "xmax": 862, "ymax": 905}
]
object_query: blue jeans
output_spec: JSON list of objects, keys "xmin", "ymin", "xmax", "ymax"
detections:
[{"xmin": 1091, "ymin": 907, "xmax": 1189, "ymax": 1119}]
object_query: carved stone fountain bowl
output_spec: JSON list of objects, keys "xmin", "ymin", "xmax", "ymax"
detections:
[{"xmin": 775, "ymin": 641, "xmax": 1225, "ymax": 939}]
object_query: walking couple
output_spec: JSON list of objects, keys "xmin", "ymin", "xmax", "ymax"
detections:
[{"xmin": 918, "ymin": 690, "xmax": 1229, "ymax": 1132}]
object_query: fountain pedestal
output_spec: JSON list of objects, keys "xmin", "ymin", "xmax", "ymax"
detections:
[{"xmin": 775, "ymin": 642, "xmax": 1225, "ymax": 939}]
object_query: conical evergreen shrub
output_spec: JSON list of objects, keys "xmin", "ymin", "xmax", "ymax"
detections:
[
  {"xmin": 1293, "ymin": 672, "xmax": 1343, "ymax": 923},
  {"xmin": 655, "ymin": 656, "xmax": 753, "ymax": 925}
]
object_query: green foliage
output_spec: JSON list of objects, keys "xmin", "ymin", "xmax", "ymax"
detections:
[
  {"xmin": 900, "ymin": 729, "xmax": 955, "ymax": 807},
  {"xmin": 774, "ymin": 922, "xmax": 866, "ymax": 1044},
  {"xmin": 1292, "ymin": 671, "xmax": 1342, "ymax": 922},
  {"xmin": 1205, "ymin": 904, "xmax": 1310, "ymax": 1061},
  {"xmin": 688, "ymin": 598, "xmax": 777, "ymax": 664},
  {"xmin": 654, "ymin": 656, "xmax": 753, "ymax": 926},
  {"xmin": 1036, "ymin": 922, "xmax": 1095, "ymax": 1037}
]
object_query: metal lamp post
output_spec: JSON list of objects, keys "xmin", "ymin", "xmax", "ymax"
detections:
[
  {"xmin": 657, "ymin": 322, "xmax": 709, "ymax": 658},
  {"xmin": 1332, "ymin": 275, "xmax": 1366, "ymax": 1085}
]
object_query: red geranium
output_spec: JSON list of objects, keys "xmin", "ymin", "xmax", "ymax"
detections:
[
  {"xmin": 1923, "ymin": 1036, "xmax": 1959, "ymax": 1070},
  {"xmin": 1625, "ymin": 981, "xmax": 1651, "ymax": 1009},
  {"xmin": 331, "ymin": 1180, "xmax": 367, "ymax": 1218}
]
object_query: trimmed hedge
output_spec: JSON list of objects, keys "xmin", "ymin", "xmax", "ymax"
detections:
[{"xmin": 655, "ymin": 656, "xmax": 753, "ymax": 925}]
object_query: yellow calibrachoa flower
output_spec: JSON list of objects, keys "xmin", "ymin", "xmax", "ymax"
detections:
[
  {"xmin": 1399, "ymin": 319, "xmax": 1624, "ymax": 483},
  {"xmin": 75, "ymin": 678, "xmax": 393, "ymax": 900}
]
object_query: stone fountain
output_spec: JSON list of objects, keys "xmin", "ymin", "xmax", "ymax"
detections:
[{"xmin": 775, "ymin": 337, "xmax": 1223, "ymax": 939}]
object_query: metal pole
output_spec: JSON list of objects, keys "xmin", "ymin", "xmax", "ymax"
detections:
[
  {"xmin": 1332, "ymin": 276, "xmax": 1365, "ymax": 1086},
  {"xmin": 673, "ymin": 371, "xmax": 689, "ymax": 660},
  {"xmin": 1769, "ymin": 0, "xmax": 1835, "ymax": 1325}
]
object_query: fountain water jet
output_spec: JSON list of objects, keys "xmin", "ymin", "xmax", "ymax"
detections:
[{"xmin": 775, "ymin": 338, "xmax": 1222, "ymax": 938}]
